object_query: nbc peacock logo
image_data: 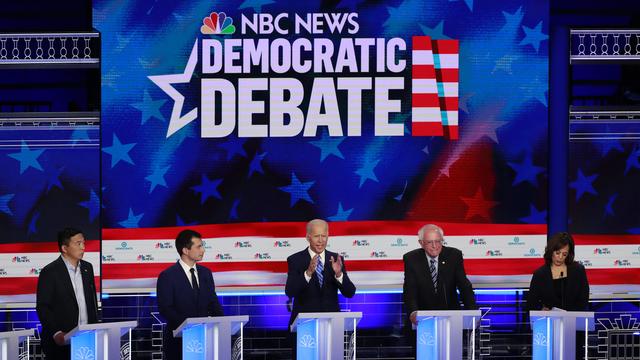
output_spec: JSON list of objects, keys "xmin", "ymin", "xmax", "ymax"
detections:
[{"xmin": 201, "ymin": 12, "xmax": 236, "ymax": 35}]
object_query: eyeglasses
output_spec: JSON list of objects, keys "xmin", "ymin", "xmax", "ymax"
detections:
[{"xmin": 423, "ymin": 240, "xmax": 443, "ymax": 246}]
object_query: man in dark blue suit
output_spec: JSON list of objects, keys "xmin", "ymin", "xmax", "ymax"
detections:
[
  {"xmin": 156, "ymin": 229, "xmax": 223, "ymax": 359},
  {"xmin": 285, "ymin": 219, "xmax": 356, "ymax": 356}
]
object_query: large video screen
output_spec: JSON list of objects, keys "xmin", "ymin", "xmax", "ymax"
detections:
[
  {"xmin": 96, "ymin": 0, "xmax": 550, "ymax": 291},
  {"xmin": 0, "ymin": 125, "xmax": 100, "ymax": 301}
]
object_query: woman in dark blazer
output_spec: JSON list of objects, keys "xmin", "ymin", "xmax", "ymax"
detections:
[{"xmin": 527, "ymin": 232, "xmax": 590, "ymax": 311}]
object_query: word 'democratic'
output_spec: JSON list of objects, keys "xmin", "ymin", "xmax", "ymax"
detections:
[{"xmin": 150, "ymin": 11, "xmax": 459, "ymax": 139}]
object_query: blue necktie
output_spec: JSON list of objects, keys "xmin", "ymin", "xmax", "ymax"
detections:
[
  {"xmin": 429, "ymin": 258, "xmax": 438, "ymax": 292},
  {"xmin": 316, "ymin": 255, "xmax": 324, "ymax": 287}
]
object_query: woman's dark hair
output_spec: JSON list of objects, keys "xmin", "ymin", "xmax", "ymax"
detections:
[
  {"xmin": 175, "ymin": 229, "xmax": 202, "ymax": 256},
  {"xmin": 543, "ymin": 232, "xmax": 575, "ymax": 265}
]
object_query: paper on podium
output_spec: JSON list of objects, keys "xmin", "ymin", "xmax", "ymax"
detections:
[{"xmin": 551, "ymin": 307, "xmax": 566, "ymax": 311}]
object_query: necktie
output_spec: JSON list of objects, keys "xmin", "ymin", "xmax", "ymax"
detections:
[
  {"xmin": 316, "ymin": 255, "xmax": 324, "ymax": 287},
  {"xmin": 190, "ymin": 268, "xmax": 199, "ymax": 291},
  {"xmin": 429, "ymin": 258, "xmax": 438, "ymax": 292}
]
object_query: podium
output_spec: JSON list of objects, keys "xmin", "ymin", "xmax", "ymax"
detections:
[
  {"xmin": 530, "ymin": 310, "xmax": 594, "ymax": 360},
  {"xmin": 0, "ymin": 329, "xmax": 33, "ymax": 360},
  {"xmin": 173, "ymin": 315, "xmax": 249, "ymax": 359},
  {"xmin": 412, "ymin": 310, "xmax": 482, "ymax": 360},
  {"xmin": 64, "ymin": 321, "xmax": 138, "ymax": 360},
  {"xmin": 290, "ymin": 311, "xmax": 363, "ymax": 360}
]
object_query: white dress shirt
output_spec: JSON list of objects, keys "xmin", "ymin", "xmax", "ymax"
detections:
[
  {"xmin": 179, "ymin": 259, "xmax": 200, "ymax": 288},
  {"xmin": 55, "ymin": 255, "xmax": 89, "ymax": 339}
]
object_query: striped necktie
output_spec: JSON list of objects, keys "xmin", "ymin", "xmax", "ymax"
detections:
[
  {"xmin": 429, "ymin": 258, "xmax": 438, "ymax": 292},
  {"xmin": 315, "ymin": 255, "xmax": 324, "ymax": 287}
]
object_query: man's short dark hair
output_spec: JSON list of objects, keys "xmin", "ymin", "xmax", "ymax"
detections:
[
  {"xmin": 175, "ymin": 229, "xmax": 202, "ymax": 256},
  {"xmin": 57, "ymin": 228, "xmax": 83, "ymax": 253},
  {"xmin": 543, "ymin": 232, "xmax": 575, "ymax": 265}
]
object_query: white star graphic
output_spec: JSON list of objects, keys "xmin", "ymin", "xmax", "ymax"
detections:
[{"xmin": 148, "ymin": 39, "xmax": 199, "ymax": 138}]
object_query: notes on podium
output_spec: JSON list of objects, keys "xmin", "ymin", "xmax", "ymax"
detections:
[
  {"xmin": 173, "ymin": 315, "xmax": 249, "ymax": 360},
  {"xmin": 0, "ymin": 329, "xmax": 34, "ymax": 360},
  {"xmin": 530, "ymin": 310, "xmax": 594, "ymax": 360},
  {"xmin": 64, "ymin": 321, "xmax": 137, "ymax": 360},
  {"xmin": 412, "ymin": 310, "xmax": 482, "ymax": 360},
  {"xmin": 290, "ymin": 311, "xmax": 363, "ymax": 360}
]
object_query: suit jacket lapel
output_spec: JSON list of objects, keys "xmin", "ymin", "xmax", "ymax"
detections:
[
  {"xmin": 179, "ymin": 262, "xmax": 198, "ymax": 303},
  {"xmin": 416, "ymin": 251, "xmax": 436, "ymax": 293},
  {"xmin": 322, "ymin": 251, "xmax": 334, "ymax": 290},
  {"xmin": 437, "ymin": 248, "xmax": 449, "ymax": 286},
  {"xmin": 57, "ymin": 257, "xmax": 79, "ymax": 306}
]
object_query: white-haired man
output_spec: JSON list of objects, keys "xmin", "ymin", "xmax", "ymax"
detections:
[
  {"xmin": 285, "ymin": 219, "xmax": 356, "ymax": 326},
  {"xmin": 403, "ymin": 224, "xmax": 476, "ymax": 326}
]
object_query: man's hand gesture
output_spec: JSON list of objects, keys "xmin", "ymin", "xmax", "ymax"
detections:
[
  {"xmin": 306, "ymin": 255, "xmax": 319, "ymax": 277},
  {"xmin": 330, "ymin": 255, "xmax": 343, "ymax": 278}
]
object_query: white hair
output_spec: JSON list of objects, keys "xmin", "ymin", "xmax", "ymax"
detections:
[
  {"xmin": 418, "ymin": 224, "xmax": 444, "ymax": 240},
  {"xmin": 306, "ymin": 219, "xmax": 328, "ymax": 234}
]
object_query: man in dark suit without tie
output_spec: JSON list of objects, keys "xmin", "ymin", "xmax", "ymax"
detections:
[
  {"xmin": 285, "ymin": 219, "xmax": 357, "ymax": 357},
  {"xmin": 156, "ymin": 229, "xmax": 224, "ymax": 360},
  {"xmin": 36, "ymin": 228, "xmax": 99, "ymax": 359}
]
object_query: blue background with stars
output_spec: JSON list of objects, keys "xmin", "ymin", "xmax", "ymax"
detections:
[
  {"xmin": 569, "ymin": 141, "xmax": 640, "ymax": 234},
  {"xmin": 94, "ymin": 0, "xmax": 549, "ymax": 229},
  {"xmin": 0, "ymin": 128, "xmax": 100, "ymax": 244}
]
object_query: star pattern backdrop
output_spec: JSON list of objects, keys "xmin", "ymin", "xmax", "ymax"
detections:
[
  {"xmin": 569, "ymin": 140, "xmax": 640, "ymax": 234},
  {"xmin": 94, "ymin": 0, "xmax": 549, "ymax": 230},
  {"xmin": 0, "ymin": 129, "xmax": 100, "ymax": 244}
]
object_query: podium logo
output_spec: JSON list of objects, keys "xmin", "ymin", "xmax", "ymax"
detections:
[
  {"xmin": 254, "ymin": 252, "xmax": 271, "ymax": 259},
  {"xmin": 533, "ymin": 332, "xmax": 547, "ymax": 346},
  {"xmin": 75, "ymin": 347, "xmax": 95, "ymax": 360},
  {"xmin": 185, "ymin": 339, "xmax": 204, "ymax": 353},
  {"xmin": 234, "ymin": 241, "xmax": 252, "ymax": 248},
  {"xmin": 485, "ymin": 250, "xmax": 503, "ymax": 257},
  {"xmin": 273, "ymin": 240, "xmax": 291, "ymax": 247},
  {"xmin": 524, "ymin": 248, "xmax": 541, "ymax": 257},
  {"xmin": 299, "ymin": 334, "xmax": 316, "ymax": 348},
  {"xmin": 216, "ymin": 253, "xmax": 233, "ymax": 260},
  {"xmin": 352, "ymin": 239, "xmax": 370, "ymax": 247},
  {"xmin": 508, "ymin": 237, "xmax": 525, "ymax": 246},
  {"xmin": 469, "ymin": 238, "xmax": 486, "ymax": 245},
  {"xmin": 614, "ymin": 259, "xmax": 631, "ymax": 267},
  {"xmin": 418, "ymin": 332, "xmax": 436, "ymax": 346},
  {"xmin": 155, "ymin": 241, "xmax": 173, "ymax": 249},
  {"xmin": 116, "ymin": 241, "xmax": 133, "ymax": 250},
  {"xmin": 12, "ymin": 256, "xmax": 30, "ymax": 263},
  {"xmin": 593, "ymin": 247, "xmax": 611, "ymax": 255}
]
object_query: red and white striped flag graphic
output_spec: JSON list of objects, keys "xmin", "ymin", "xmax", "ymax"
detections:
[{"xmin": 412, "ymin": 36, "xmax": 459, "ymax": 139}]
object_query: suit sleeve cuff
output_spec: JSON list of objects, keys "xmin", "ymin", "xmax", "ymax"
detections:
[{"xmin": 335, "ymin": 273, "xmax": 344, "ymax": 284}]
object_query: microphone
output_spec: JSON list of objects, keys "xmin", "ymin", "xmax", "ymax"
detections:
[
  {"xmin": 442, "ymin": 281, "xmax": 448, "ymax": 310},
  {"xmin": 560, "ymin": 271, "xmax": 565, "ymax": 309}
]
